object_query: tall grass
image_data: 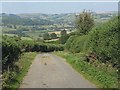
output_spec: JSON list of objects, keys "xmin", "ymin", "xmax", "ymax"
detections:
[
  {"xmin": 54, "ymin": 51, "xmax": 118, "ymax": 88},
  {"xmin": 2, "ymin": 52, "xmax": 38, "ymax": 89}
]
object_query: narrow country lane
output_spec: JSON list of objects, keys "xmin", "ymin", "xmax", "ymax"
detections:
[{"xmin": 20, "ymin": 53, "xmax": 97, "ymax": 88}]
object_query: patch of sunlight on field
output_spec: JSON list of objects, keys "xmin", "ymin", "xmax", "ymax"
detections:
[
  {"xmin": 3, "ymin": 34, "xmax": 18, "ymax": 37},
  {"xmin": 2, "ymin": 27, "xmax": 17, "ymax": 32},
  {"xmin": 21, "ymin": 37, "xmax": 33, "ymax": 40},
  {"xmin": 25, "ymin": 30, "xmax": 53, "ymax": 40}
]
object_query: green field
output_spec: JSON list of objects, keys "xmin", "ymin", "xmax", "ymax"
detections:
[
  {"xmin": 2, "ymin": 11, "xmax": 118, "ymax": 89},
  {"xmin": 21, "ymin": 37, "xmax": 33, "ymax": 40},
  {"xmin": 25, "ymin": 30, "xmax": 53, "ymax": 40},
  {"xmin": 2, "ymin": 27, "xmax": 17, "ymax": 32},
  {"xmin": 3, "ymin": 34, "xmax": 33, "ymax": 41},
  {"xmin": 3, "ymin": 34, "xmax": 18, "ymax": 37}
]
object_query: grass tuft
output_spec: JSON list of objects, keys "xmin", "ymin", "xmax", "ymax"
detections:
[
  {"xmin": 3, "ymin": 52, "xmax": 38, "ymax": 89},
  {"xmin": 54, "ymin": 51, "xmax": 118, "ymax": 88}
]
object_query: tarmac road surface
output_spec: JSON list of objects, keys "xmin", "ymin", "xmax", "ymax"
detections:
[{"xmin": 20, "ymin": 53, "xmax": 97, "ymax": 88}]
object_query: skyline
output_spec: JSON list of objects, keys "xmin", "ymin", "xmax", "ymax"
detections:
[{"xmin": 1, "ymin": 2, "xmax": 118, "ymax": 14}]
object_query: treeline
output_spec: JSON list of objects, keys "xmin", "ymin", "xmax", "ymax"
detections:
[
  {"xmin": 65, "ymin": 15, "xmax": 119, "ymax": 68},
  {"xmin": 2, "ymin": 13, "xmax": 54, "ymax": 26},
  {"xmin": 2, "ymin": 36, "xmax": 64, "ymax": 88}
]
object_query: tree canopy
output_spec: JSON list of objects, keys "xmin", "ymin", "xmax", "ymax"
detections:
[{"xmin": 75, "ymin": 10, "xmax": 94, "ymax": 35}]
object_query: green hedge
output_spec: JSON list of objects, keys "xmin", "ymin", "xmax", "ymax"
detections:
[
  {"xmin": 2, "ymin": 36, "xmax": 64, "ymax": 89},
  {"xmin": 2, "ymin": 36, "xmax": 21, "ymax": 70},
  {"xmin": 65, "ymin": 16, "xmax": 119, "ymax": 65},
  {"xmin": 65, "ymin": 35, "xmax": 89, "ymax": 53},
  {"xmin": 2, "ymin": 36, "xmax": 64, "ymax": 71},
  {"xmin": 85, "ymin": 16, "xmax": 119, "ymax": 64}
]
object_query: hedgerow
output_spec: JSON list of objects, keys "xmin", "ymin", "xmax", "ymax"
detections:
[
  {"xmin": 85, "ymin": 16, "xmax": 119, "ymax": 64},
  {"xmin": 2, "ymin": 36, "xmax": 64, "ymax": 88},
  {"xmin": 65, "ymin": 16, "xmax": 119, "ymax": 66},
  {"xmin": 2, "ymin": 36, "xmax": 64, "ymax": 70}
]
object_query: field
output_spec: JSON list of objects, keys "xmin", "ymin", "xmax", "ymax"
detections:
[
  {"xmin": 3, "ymin": 34, "xmax": 33, "ymax": 40},
  {"xmin": 48, "ymin": 30, "xmax": 71, "ymax": 35},
  {"xmin": 24, "ymin": 30, "xmax": 53, "ymax": 40},
  {"xmin": 1, "ymin": 10, "xmax": 119, "ymax": 89},
  {"xmin": 3, "ymin": 34, "xmax": 18, "ymax": 37},
  {"xmin": 2, "ymin": 27, "xmax": 17, "ymax": 32},
  {"xmin": 21, "ymin": 37, "xmax": 33, "ymax": 40}
]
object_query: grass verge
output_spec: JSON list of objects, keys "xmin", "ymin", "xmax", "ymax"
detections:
[
  {"xmin": 54, "ymin": 51, "xmax": 118, "ymax": 88},
  {"xmin": 3, "ymin": 52, "xmax": 38, "ymax": 89}
]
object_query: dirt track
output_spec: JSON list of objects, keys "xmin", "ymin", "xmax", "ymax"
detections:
[{"xmin": 20, "ymin": 53, "xmax": 96, "ymax": 88}]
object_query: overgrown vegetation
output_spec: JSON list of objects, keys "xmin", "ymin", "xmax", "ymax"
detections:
[
  {"xmin": 2, "ymin": 35, "xmax": 64, "ymax": 89},
  {"xmin": 61, "ymin": 11, "xmax": 119, "ymax": 88},
  {"xmin": 2, "ymin": 10, "xmax": 119, "ymax": 89},
  {"xmin": 75, "ymin": 10, "xmax": 94, "ymax": 35},
  {"xmin": 66, "ymin": 16, "xmax": 119, "ymax": 68},
  {"xmin": 2, "ymin": 52, "xmax": 38, "ymax": 89},
  {"xmin": 54, "ymin": 51, "xmax": 118, "ymax": 88},
  {"xmin": 59, "ymin": 30, "xmax": 70, "ymax": 44}
]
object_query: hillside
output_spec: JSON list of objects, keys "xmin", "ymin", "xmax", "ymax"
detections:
[
  {"xmin": 1, "ymin": 11, "xmax": 118, "ymax": 26},
  {"xmin": 2, "ymin": 9, "xmax": 119, "ymax": 89}
]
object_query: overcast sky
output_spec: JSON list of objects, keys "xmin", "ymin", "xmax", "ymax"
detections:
[{"xmin": 1, "ymin": 2, "xmax": 118, "ymax": 14}]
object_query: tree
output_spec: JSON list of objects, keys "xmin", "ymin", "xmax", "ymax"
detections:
[
  {"xmin": 14, "ymin": 25, "xmax": 17, "ymax": 29},
  {"xmin": 59, "ymin": 34, "xmax": 70, "ymax": 44},
  {"xmin": 43, "ymin": 33, "xmax": 51, "ymax": 40},
  {"xmin": 59, "ymin": 30, "xmax": 69, "ymax": 44},
  {"xmin": 76, "ymin": 10, "xmax": 94, "ymax": 35},
  {"xmin": 50, "ymin": 33, "xmax": 57, "ymax": 39},
  {"xmin": 61, "ymin": 30, "xmax": 67, "ymax": 36},
  {"xmin": 39, "ymin": 34, "xmax": 42, "ymax": 37}
]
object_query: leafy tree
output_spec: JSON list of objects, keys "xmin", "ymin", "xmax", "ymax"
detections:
[
  {"xmin": 59, "ymin": 30, "xmax": 69, "ymax": 44},
  {"xmin": 14, "ymin": 25, "xmax": 17, "ymax": 29},
  {"xmin": 43, "ymin": 33, "xmax": 51, "ymax": 40},
  {"xmin": 60, "ymin": 30, "xmax": 67, "ymax": 36},
  {"xmin": 7, "ymin": 24, "xmax": 12, "ymax": 28},
  {"xmin": 59, "ymin": 34, "xmax": 70, "ymax": 44},
  {"xmin": 16, "ymin": 28, "xmax": 24, "ymax": 37},
  {"xmin": 39, "ymin": 34, "xmax": 42, "ymax": 37},
  {"xmin": 66, "ymin": 16, "xmax": 119, "ymax": 66},
  {"xmin": 75, "ymin": 10, "xmax": 94, "ymax": 35},
  {"xmin": 50, "ymin": 33, "xmax": 57, "ymax": 39}
]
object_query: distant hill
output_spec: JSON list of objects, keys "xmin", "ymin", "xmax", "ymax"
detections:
[
  {"xmin": 1, "ymin": 13, "xmax": 54, "ymax": 26},
  {"xmin": 1, "ymin": 11, "xmax": 118, "ymax": 26},
  {"xmin": 18, "ymin": 13, "xmax": 76, "ymax": 25}
]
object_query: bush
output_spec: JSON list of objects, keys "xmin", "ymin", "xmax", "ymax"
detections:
[
  {"xmin": 85, "ymin": 16, "xmax": 119, "ymax": 64},
  {"xmin": 55, "ymin": 51, "xmax": 118, "ymax": 88},
  {"xmin": 65, "ymin": 35, "xmax": 89, "ymax": 53},
  {"xmin": 65, "ymin": 16, "xmax": 119, "ymax": 66},
  {"xmin": 2, "ymin": 36, "xmax": 64, "ymax": 89},
  {"xmin": 59, "ymin": 34, "xmax": 70, "ymax": 44},
  {"xmin": 2, "ymin": 36, "xmax": 21, "ymax": 70},
  {"xmin": 43, "ymin": 33, "xmax": 51, "ymax": 40},
  {"xmin": 50, "ymin": 33, "xmax": 57, "ymax": 39},
  {"xmin": 2, "ymin": 36, "xmax": 64, "ymax": 71}
]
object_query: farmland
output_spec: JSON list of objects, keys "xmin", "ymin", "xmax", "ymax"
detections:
[
  {"xmin": 1, "ymin": 11, "xmax": 117, "ymax": 40},
  {"xmin": 1, "ymin": 10, "xmax": 119, "ymax": 89}
]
